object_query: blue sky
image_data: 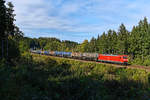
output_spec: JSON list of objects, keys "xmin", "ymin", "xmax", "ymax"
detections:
[{"xmin": 7, "ymin": 0, "xmax": 150, "ymax": 43}]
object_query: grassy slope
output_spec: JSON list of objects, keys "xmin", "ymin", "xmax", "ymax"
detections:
[{"xmin": 0, "ymin": 53, "xmax": 150, "ymax": 100}]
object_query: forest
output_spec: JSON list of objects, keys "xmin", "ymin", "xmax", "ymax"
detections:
[
  {"xmin": 1, "ymin": 0, "xmax": 150, "ymax": 100},
  {"xmin": 22, "ymin": 17, "xmax": 150, "ymax": 66},
  {"xmin": 1, "ymin": 0, "xmax": 150, "ymax": 65},
  {"xmin": 1, "ymin": 0, "xmax": 149, "ymax": 65}
]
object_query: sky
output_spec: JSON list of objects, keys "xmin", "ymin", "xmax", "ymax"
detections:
[{"xmin": 6, "ymin": 0, "xmax": 150, "ymax": 43}]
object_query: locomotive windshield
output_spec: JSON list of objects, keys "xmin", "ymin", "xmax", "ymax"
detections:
[{"xmin": 123, "ymin": 56, "xmax": 127, "ymax": 59}]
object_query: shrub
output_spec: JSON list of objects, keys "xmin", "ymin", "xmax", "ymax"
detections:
[{"xmin": 1, "ymin": 54, "xmax": 150, "ymax": 100}]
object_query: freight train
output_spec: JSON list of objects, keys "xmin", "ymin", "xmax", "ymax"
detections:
[{"xmin": 30, "ymin": 50, "xmax": 128, "ymax": 65}]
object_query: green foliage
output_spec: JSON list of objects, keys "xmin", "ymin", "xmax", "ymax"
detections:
[
  {"xmin": 44, "ymin": 40, "xmax": 61, "ymax": 51},
  {"xmin": 19, "ymin": 37, "xmax": 33, "ymax": 53},
  {"xmin": 88, "ymin": 37, "xmax": 97, "ymax": 52},
  {"xmin": 80, "ymin": 40, "xmax": 89, "ymax": 52},
  {"xmin": 7, "ymin": 38, "xmax": 20, "ymax": 60},
  {"xmin": 0, "ymin": 0, "xmax": 7, "ymax": 38},
  {"xmin": 1, "ymin": 1, "xmax": 150, "ymax": 99},
  {"xmin": 31, "ymin": 55, "xmax": 150, "ymax": 99},
  {"xmin": 17, "ymin": 17, "xmax": 150, "ymax": 66},
  {"xmin": 131, "ymin": 55, "xmax": 150, "ymax": 66},
  {"xmin": 143, "ymin": 56, "xmax": 150, "ymax": 66},
  {"xmin": 0, "ymin": 1, "xmax": 23, "ymax": 61},
  {"xmin": 0, "ymin": 54, "xmax": 150, "ymax": 99},
  {"xmin": 23, "ymin": 37, "xmax": 79, "ymax": 52}
]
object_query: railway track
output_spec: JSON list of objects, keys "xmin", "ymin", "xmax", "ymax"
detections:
[{"xmin": 32, "ymin": 53, "xmax": 150, "ymax": 72}]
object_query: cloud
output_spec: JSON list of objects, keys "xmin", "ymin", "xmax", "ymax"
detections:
[{"xmin": 6, "ymin": 0, "xmax": 150, "ymax": 42}]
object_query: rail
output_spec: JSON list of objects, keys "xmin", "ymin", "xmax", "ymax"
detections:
[{"xmin": 31, "ymin": 53, "xmax": 150, "ymax": 72}]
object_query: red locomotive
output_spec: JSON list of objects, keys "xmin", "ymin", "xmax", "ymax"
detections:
[{"xmin": 98, "ymin": 54, "xmax": 128, "ymax": 64}]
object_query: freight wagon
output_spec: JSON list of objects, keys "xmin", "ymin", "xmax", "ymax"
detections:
[
  {"xmin": 36, "ymin": 50, "xmax": 41, "ymax": 54},
  {"xmin": 49, "ymin": 51, "xmax": 54, "ymax": 55},
  {"xmin": 71, "ymin": 52, "xmax": 82, "ymax": 59},
  {"xmin": 54, "ymin": 51, "xmax": 63, "ymax": 56},
  {"xmin": 62, "ymin": 52, "xmax": 72, "ymax": 57},
  {"xmin": 82, "ymin": 53, "xmax": 99, "ymax": 61},
  {"xmin": 44, "ymin": 51, "xmax": 49, "ymax": 55}
]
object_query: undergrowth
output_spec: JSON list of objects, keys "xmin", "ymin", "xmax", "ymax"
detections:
[{"xmin": 0, "ymin": 53, "xmax": 150, "ymax": 100}]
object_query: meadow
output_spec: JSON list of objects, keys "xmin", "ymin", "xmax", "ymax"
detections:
[{"xmin": 0, "ymin": 53, "xmax": 150, "ymax": 100}]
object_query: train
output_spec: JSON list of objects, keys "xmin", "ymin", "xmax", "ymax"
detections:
[{"xmin": 30, "ymin": 50, "xmax": 128, "ymax": 65}]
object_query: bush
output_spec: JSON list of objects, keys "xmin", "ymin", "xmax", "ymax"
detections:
[
  {"xmin": 131, "ymin": 55, "xmax": 150, "ymax": 66},
  {"xmin": 0, "ymin": 54, "xmax": 150, "ymax": 100},
  {"xmin": 143, "ymin": 56, "xmax": 150, "ymax": 66}
]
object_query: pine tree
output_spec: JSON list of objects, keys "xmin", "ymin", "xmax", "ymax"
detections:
[
  {"xmin": 128, "ymin": 18, "xmax": 149, "ymax": 59},
  {"xmin": 0, "ymin": 0, "xmax": 7, "ymax": 39},
  {"xmin": 0, "ymin": 0, "xmax": 7, "ymax": 59},
  {"xmin": 0, "ymin": 1, "xmax": 23, "ymax": 60},
  {"xmin": 89, "ymin": 37, "xmax": 97, "ymax": 52},
  {"xmin": 98, "ymin": 32, "xmax": 108, "ymax": 54},
  {"xmin": 111, "ymin": 30, "xmax": 118, "ymax": 54},
  {"xmin": 117, "ymin": 24, "xmax": 129, "ymax": 54},
  {"xmin": 107, "ymin": 29, "xmax": 113, "ymax": 54},
  {"xmin": 6, "ymin": 2, "xmax": 15, "ymax": 37}
]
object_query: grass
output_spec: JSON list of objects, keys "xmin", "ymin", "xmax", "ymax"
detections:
[{"xmin": 0, "ymin": 53, "xmax": 150, "ymax": 100}]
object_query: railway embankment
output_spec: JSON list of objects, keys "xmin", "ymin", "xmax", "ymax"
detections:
[
  {"xmin": 1, "ymin": 53, "xmax": 150, "ymax": 99},
  {"xmin": 32, "ymin": 53, "xmax": 150, "ymax": 72},
  {"xmin": 31, "ymin": 54, "xmax": 150, "ymax": 99}
]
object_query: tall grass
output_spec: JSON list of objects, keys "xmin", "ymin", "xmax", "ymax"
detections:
[{"xmin": 0, "ymin": 53, "xmax": 150, "ymax": 100}]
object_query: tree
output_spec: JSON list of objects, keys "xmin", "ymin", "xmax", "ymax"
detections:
[
  {"xmin": 111, "ymin": 30, "xmax": 118, "ymax": 54},
  {"xmin": 80, "ymin": 40, "xmax": 89, "ymax": 52},
  {"xmin": 97, "ymin": 32, "xmax": 108, "ymax": 54},
  {"xmin": 128, "ymin": 26, "xmax": 140, "ymax": 57},
  {"xmin": 129, "ymin": 17, "xmax": 150, "ymax": 58},
  {"xmin": 0, "ymin": 0, "xmax": 7, "ymax": 59},
  {"xmin": 107, "ymin": 30, "xmax": 113, "ymax": 54},
  {"xmin": 0, "ymin": 0, "xmax": 7, "ymax": 39},
  {"xmin": 89, "ymin": 37, "xmax": 97, "ymax": 52},
  {"xmin": 0, "ymin": 1, "xmax": 23, "ymax": 61},
  {"xmin": 117, "ymin": 24, "xmax": 129, "ymax": 54},
  {"xmin": 6, "ymin": 2, "xmax": 15, "ymax": 37}
]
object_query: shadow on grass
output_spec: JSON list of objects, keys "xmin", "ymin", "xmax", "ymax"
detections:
[{"xmin": 0, "ymin": 57, "xmax": 150, "ymax": 100}]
